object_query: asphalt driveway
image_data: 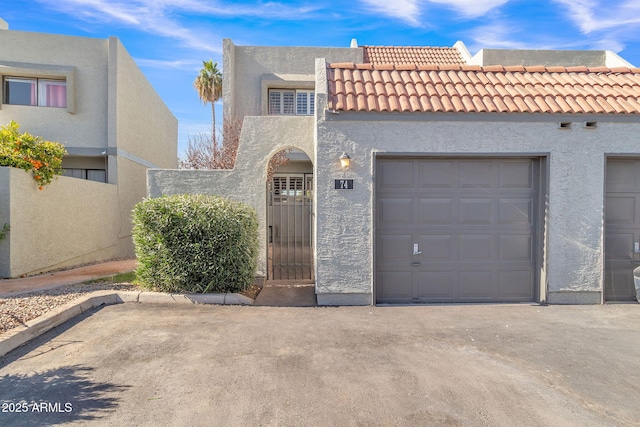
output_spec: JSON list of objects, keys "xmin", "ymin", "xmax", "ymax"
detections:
[{"xmin": 1, "ymin": 303, "xmax": 639, "ymax": 426}]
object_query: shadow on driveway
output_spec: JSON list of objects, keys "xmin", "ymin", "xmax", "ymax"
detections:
[{"xmin": 0, "ymin": 365, "xmax": 129, "ymax": 425}]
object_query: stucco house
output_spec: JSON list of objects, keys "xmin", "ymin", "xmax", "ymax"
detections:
[
  {"xmin": 149, "ymin": 38, "xmax": 640, "ymax": 305},
  {"xmin": 0, "ymin": 19, "xmax": 177, "ymax": 278}
]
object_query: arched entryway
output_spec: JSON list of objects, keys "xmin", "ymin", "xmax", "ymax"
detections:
[{"xmin": 267, "ymin": 148, "xmax": 314, "ymax": 280}]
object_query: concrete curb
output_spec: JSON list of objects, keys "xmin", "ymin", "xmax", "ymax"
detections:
[{"xmin": 0, "ymin": 290, "xmax": 253, "ymax": 358}]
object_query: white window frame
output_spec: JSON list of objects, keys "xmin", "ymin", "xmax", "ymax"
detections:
[
  {"xmin": 296, "ymin": 90, "xmax": 315, "ymax": 116},
  {"xmin": 268, "ymin": 89, "xmax": 315, "ymax": 116},
  {"xmin": 4, "ymin": 76, "xmax": 67, "ymax": 108},
  {"xmin": 0, "ymin": 62, "xmax": 76, "ymax": 113}
]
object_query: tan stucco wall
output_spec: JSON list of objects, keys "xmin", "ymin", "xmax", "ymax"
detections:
[
  {"xmin": 0, "ymin": 30, "xmax": 109, "ymax": 148},
  {"xmin": 0, "ymin": 167, "xmax": 121, "ymax": 278},
  {"xmin": 223, "ymin": 39, "xmax": 363, "ymax": 120},
  {"xmin": 0, "ymin": 30, "xmax": 178, "ymax": 275},
  {"xmin": 109, "ymin": 37, "xmax": 177, "ymax": 169},
  {"xmin": 115, "ymin": 157, "xmax": 150, "ymax": 257}
]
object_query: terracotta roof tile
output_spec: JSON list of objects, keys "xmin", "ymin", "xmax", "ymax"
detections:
[
  {"xmin": 363, "ymin": 46, "xmax": 466, "ymax": 66},
  {"xmin": 327, "ymin": 63, "xmax": 640, "ymax": 115}
]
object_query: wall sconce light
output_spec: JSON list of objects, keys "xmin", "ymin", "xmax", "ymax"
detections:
[{"xmin": 339, "ymin": 152, "xmax": 351, "ymax": 169}]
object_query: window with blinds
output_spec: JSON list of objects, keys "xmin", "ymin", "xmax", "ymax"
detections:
[
  {"xmin": 296, "ymin": 91, "xmax": 314, "ymax": 115},
  {"xmin": 268, "ymin": 89, "xmax": 314, "ymax": 115}
]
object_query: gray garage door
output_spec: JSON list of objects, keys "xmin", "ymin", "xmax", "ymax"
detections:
[
  {"xmin": 376, "ymin": 158, "xmax": 539, "ymax": 304},
  {"xmin": 605, "ymin": 158, "xmax": 640, "ymax": 301}
]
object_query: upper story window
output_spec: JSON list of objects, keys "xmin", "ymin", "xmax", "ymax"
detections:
[
  {"xmin": 269, "ymin": 89, "xmax": 314, "ymax": 116},
  {"xmin": 4, "ymin": 77, "xmax": 67, "ymax": 108}
]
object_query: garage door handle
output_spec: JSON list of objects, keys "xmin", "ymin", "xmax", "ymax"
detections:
[{"xmin": 412, "ymin": 261, "xmax": 421, "ymax": 267}]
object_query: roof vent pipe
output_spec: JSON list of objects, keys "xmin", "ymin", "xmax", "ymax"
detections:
[{"xmin": 350, "ymin": 38, "xmax": 358, "ymax": 48}]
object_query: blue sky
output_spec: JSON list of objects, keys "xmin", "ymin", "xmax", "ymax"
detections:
[{"xmin": 4, "ymin": 0, "xmax": 640, "ymax": 158}]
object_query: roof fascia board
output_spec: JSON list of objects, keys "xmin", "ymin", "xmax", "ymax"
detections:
[{"xmin": 323, "ymin": 111, "xmax": 640, "ymax": 123}]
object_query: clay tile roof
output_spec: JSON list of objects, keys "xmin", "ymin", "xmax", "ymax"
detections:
[
  {"xmin": 362, "ymin": 46, "xmax": 466, "ymax": 66},
  {"xmin": 326, "ymin": 63, "xmax": 640, "ymax": 115}
]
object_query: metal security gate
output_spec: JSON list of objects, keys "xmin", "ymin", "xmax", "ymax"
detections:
[{"xmin": 268, "ymin": 174, "xmax": 314, "ymax": 280}]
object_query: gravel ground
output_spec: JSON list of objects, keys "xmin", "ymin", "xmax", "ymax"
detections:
[
  {"xmin": 0, "ymin": 282, "xmax": 140, "ymax": 335},
  {"xmin": 0, "ymin": 279, "xmax": 264, "ymax": 335}
]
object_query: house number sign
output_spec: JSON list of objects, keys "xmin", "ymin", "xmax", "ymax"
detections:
[{"xmin": 335, "ymin": 179, "xmax": 354, "ymax": 190}]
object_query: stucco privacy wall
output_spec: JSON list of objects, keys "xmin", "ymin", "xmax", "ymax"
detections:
[
  {"xmin": 223, "ymin": 39, "xmax": 363, "ymax": 120},
  {"xmin": 109, "ymin": 37, "xmax": 177, "ymax": 170},
  {"xmin": 109, "ymin": 37, "xmax": 178, "ymax": 254},
  {"xmin": 148, "ymin": 116, "xmax": 315, "ymax": 276},
  {"xmin": 0, "ymin": 167, "xmax": 120, "ymax": 278},
  {"xmin": 468, "ymin": 48, "xmax": 633, "ymax": 68},
  {"xmin": 314, "ymin": 102, "xmax": 640, "ymax": 304},
  {"xmin": 0, "ymin": 30, "xmax": 109, "ymax": 148}
]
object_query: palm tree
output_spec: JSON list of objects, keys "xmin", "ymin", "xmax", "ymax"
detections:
[{"xmin": 194, "ymin": 60, "xmax": 222, "ymax": 145}]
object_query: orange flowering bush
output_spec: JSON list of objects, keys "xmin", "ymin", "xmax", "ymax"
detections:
[{"xmin": 0, "ymin": 121, "xmax": 67, "ymax": 187}]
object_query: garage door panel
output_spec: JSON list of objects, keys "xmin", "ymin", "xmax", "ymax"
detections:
[
  {"xmin": 499, "ymin": 198, "xmax": 533, "ymax": 225},
  {"xmin": 378, "ymin": 272, "xmax": 413, "ymax": 299},
  {"xmin": 604, "ymin": 159, "xmax": 640, "ymax": 301},
  {"xmin": 379, "ymin": 235, "xmax": 412, "ymax": 261},
  {"xmin": 606, "ymin": 159, "xmax": 637, "ymax": 192},
  {"xmin": 459, "ymin": 235, "xmax": 493, "ymax": 260},
  {"xmin": 418, "ymin": 160, "xmax": 454, "ymax": 188},
  {"xmin": 605, "ymin": 233, "xmax": 633, "ymax": 261},
  {"xmin": 378, "ymin": 198, "xmax": 413, "ymax": 224},
  {"xmin": 416, "ymin": 272, "xmax": 454, "ymax": 299},
  {"xmin": 605, "ymin": 269, "xmax": 636, "ymax": 301},
  {"xmin": 499, "ymin": 160, "xmax": 533, "ymax": 189},
  {"xmin": 459, "ymin": 160, "xmax": 494, "ymax": 188},
  {"xmin": 459, "ymin": 198, "xmax": 494, "ymax": 225},
  {"xmin": 499, "ymin": 235, "xmax": 532, "ymax": 261},
  {"xmin": 418, "ymin": 235, "xmax": 453, "ymax": 259},
  {"xmin": 458, "ymin": 271, "xmax": 495, "ymax": 298},
  {"xmin": 378, "ymin": 161, "xmax": 413, "ymax": 189},
  {"xmin": 498, "ymin": 270, "xmax": 534, "ymax": 299},
  {"xmin": 376, "ymin": 158, "xmax": 538, "ymax": 304},
  {"xmin": 605, "ymin": 196, "xmax": 636, "ymax": 225},
  {"xmin": 418, "ymin": 198, "xmax": 454, "ymax": 225}
]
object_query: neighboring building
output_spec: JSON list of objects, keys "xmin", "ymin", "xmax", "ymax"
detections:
[
  {"xmin": 149, "ymin": 38, "xmax": 640, "ymax": 305},
  {"xmin": 0, "ymin": 20, "xmax": 177, "ymax": 277}
]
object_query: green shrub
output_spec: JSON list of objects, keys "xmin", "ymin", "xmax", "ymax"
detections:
[
  {"xmin": 0, "ymin": 121, "xmax": 67, "ymax": 189},
  {"xmin": 132, "ymin": 194, "xmax": 259, "ymax": 293},
  {"xmin": 0, "ymin": 223, "xmax": 9, "ymax": 241}
]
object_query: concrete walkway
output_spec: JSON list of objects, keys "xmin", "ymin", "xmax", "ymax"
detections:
[
  {"xmin": 0, "ymin": 259, "xmax": 137, "ymax": 297},
  {"xmin": 0, "ymin": 260, "xmax": 316, "ymax": 307},
  {"xmin": 254, "ymin": 280, "xmax": 317, "ymax": 307}
]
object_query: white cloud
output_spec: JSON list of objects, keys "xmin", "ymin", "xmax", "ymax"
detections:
[
  {"xmin": 36, "ymin": 0, "xmax": 220, "ymax": 52},
  {"xmin": 590, "ymin": 38, "xmax": 625, "ymax": 53},
  {"xmin": 553, "ymin": 0, "xmax": 640, "ymax": 33},
  {"xmin": 35, "ymin": 0, "xmax": 322, "ymax": 53},
  {"xmin": 428, "ymin": 0, "xmax": 509, "ymax": 18},
  {"xmin": 359, "ymin": 0, "xmax": 422, "ymax": 26},
  {"xmin": 135, "ymin": 58, "xmax": 204, "ymax": 70},
  {"xmin": 358, "ymin": 0, "xmax": 509, "ymax": 26},
  {"xmin": 465, "ymin": 23, "xmax": 541, "ymax": 51}
]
